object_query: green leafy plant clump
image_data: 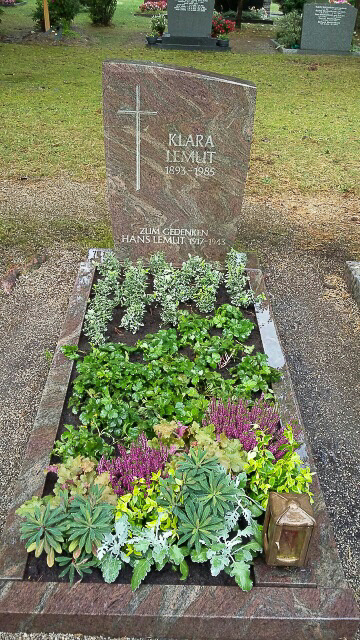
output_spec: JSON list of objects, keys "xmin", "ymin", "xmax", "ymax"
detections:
[
  {"xmin": 60, "ymin": 303, "xmax": 280, "ymax": 448},
  {"xmin": 244, "ymin": 426, "xmax": 313, "ymax": 507},
  {"xmin": 32, "ymin": 0, "xmax": 80, "ymax": 28},
  {"xmin": 87, "ymin": 0, "xmax": 117, "ymax": 24},
  {"xmin": 275, "ymin": 11, "xmax": 302, "ymax": 48},
  {"xmin": 17, "ymin": 485, "xmax": 114, "ymax": 579}
]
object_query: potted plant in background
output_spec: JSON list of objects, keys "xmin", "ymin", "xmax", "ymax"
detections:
[
  {"xmin": 211, "ymin": 11, "xmax": 235, "ymax": 40},
  {"xmin": 146, "ymin": 31, "xmax": 158, "ymax": 44},
  {"xmin": 150, "ymin": 12, "xmax": 166, "ymax": 38},
  {"xmin": 216, "ymin": 33, "xmax": 230, "ymax": 47}
]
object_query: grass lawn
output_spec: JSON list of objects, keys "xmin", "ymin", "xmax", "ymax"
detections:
[{"xmin": 0, "ymin": 0, "xmax": 359, "ymax": 256}]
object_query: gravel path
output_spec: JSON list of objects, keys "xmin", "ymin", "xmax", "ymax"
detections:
[{"xmin": 0, "ymin": 181, "xmax": 359, "ymax": 640}]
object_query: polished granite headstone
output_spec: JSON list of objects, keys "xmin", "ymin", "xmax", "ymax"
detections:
[
  {"xmin": 103, "ymin": 61, "xmax": 256, "ymax": 264},
  {"xmin": 300, "ymin": 2, "xmax": 357, "ymax": 51},
  {"xmin": 161, "ymin": 0, "xmax": 218, "ymax": 49}
]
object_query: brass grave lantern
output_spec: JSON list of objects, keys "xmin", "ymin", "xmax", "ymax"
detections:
[{"xmin": 263, "ymin": 492, "xmax": 315, "ymax": 567}]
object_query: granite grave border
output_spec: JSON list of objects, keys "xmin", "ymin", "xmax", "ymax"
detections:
[
  {"xmin": 271, "ymin": 38, "xmax": 360, "ymax": 55},
  {"xmin": 346, "ymin": 261, "xmax": 360, "ymax": 308},
  {"xmin": 0, "ymin": 251, "xmax": 359, "ymax": 639}
]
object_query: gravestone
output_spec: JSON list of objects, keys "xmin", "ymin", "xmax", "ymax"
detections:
[
  {"xmin": 160, "ymin": 0, "xmax": 219, "ymax": 50},
  {"xmin": 103, "ymin": 61, "xmax": 256, "ymax": 264},
  {"xmin": 300, "ymin": 2, "xmax": 357, "ymax": 52}
]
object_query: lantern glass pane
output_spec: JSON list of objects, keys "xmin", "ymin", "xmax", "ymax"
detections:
[
  {"xmin": 268, "ymin": 517, "xmax": 275, "ymax": 542},
  {"xmin": 278, "ymin": 527, "xmax": 306, "ymax": 561}
]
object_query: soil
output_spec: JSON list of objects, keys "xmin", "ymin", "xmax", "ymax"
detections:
[
  {"xmin": 25, "ymin": 548, "xmax": 249, "ymax": 586},
  {"xmin": 0, "ymin": 25, "xmax": 95, "ymax": 45}
]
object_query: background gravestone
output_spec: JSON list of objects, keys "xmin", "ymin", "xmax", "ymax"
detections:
[
  {"xmin": 300, "ymin": 2, "xmax": 357, "ymax": 52},
  {"xmin": 161, "ymin": 0, "xmax": 218, "ymax": 50},
  {"xmin": 103, "ymin": 61, "xmax": 256, "ymax": 264}
]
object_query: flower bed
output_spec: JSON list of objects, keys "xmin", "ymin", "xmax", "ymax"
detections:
[
  {"xmin": 139, "ymin": 0, "xmax": 167, "ymax": 11},
  {"xmin": 0, "ymin": 250, "xmax": 358, "ymax": 639},
  {"xmin": 15, "ymin": 251, "xmax": 313, "ymax": 590},
  {"xmin": 0, "ymin": 0, "xmax": 26, "ymax": 6}
]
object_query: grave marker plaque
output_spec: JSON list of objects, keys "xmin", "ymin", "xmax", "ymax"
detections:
[
  {"xmin": 161, "ymin": 0, "xmax": 217, "ymax": 49},
  {"xmin": 300, "ymin": 2, "xmax": 357, "ymax": 51},
  {"xmin": 103, "ymin": 61, "xmax": 256, "ymax": 264}
]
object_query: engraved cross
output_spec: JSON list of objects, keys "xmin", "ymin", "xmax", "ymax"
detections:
[{"xmin": 117, "ymin": 85, "xmax": 157, "ymax": 191}]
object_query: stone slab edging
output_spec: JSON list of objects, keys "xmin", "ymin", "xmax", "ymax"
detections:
[
  {"xmin": 346, "ymin": 261, "xmax": 360, "ymax": 308},
  {"xmin": 0, "ymin": 252, "xmax": 359, "ymax": 638},
  {"xmin": 270, "ymin": 38, "xmax": 360, "ymax": 55}
]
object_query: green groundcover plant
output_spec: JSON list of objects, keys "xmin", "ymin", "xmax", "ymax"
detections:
[
  {"xmin": 59, "ymin": 304, "xmax": 280, "ymax": 448},
  {"xmin": 16, "ymin": 251, "xmax": 313, "ymax": 589}
]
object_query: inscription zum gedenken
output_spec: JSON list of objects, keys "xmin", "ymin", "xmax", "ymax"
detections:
[{"xmin": 121, "ymin": 227, "xmax": 225, "ymax": 246}]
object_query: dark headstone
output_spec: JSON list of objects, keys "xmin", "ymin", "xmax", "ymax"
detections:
[
  {"xmin": 300, "ymin": 2, "xmax": 357, "ymax": 52},
  {"xmin": 161, "ymin": 0, "xmax": 218, "ymax": 50},
  {"xmin": 103, "ymin": 61, "xmax": 256, "ymax": 264}
]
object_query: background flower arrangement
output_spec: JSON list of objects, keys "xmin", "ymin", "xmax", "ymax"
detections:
[
  {"xmin": 211, "ymin": 11, "xmax": 236, "ymax": 37},
  {"xmin": 17, "ymin": 251, "xmax": 313, "ymax": 590},
  {"xmin": 139, "ymin": 0, "xmax": 167, "ymax": 11}
]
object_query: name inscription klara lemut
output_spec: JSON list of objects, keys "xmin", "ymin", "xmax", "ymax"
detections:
[
  {"xmin": 165, "ymin": 133, "xmax": 216, "ymax": 177},
  {"xmin": 121, "ymin": 227, "xmax": 225, "ymax": 246}
]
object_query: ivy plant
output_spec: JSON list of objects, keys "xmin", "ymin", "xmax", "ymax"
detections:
[
  {"xmin": 120, "ymin": 259, "xmax": 150, "ymax": 333},
  {"xmin": 225, "ymin": 249, "xmax": 265, "ymax": 308},
  {"xmin": 61, "ymin": 305, "xmax": 280, "ymax": 446},
  {"xmin": 83, "ymin": 251, "xmax": 122, "ymax": 346}
]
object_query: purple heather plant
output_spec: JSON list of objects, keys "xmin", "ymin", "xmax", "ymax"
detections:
[
  {"xmin": 203, "ymin": 396, "xmax": 296, "ymax": 460},
  {"xmin": 97, "ymin": 433, "xmax": 168, "ymax": 496}
]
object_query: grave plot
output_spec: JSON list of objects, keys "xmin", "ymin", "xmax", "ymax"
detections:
[
  {"xmin": 0, "ymin": 250, "xmax": 359, "ymax": 639},
  {"xmin": 0, "ymin": 62, "xmax": 359, "ymax": 638}
]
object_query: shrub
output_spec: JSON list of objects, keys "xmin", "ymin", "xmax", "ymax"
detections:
[
  {"xmin": 275, "ymin": 11, "xmax": 302, "ymax": 47},
  {"xmin": 120, "ymin": 259, "xmax": 149, "ymax": 334},
  {"xmin": 32, "ymin": 0, "xmax": 80, "ymax": 28},
  {"xmin": 211, "ymin": 11, "xmax": 236, "ymax": 37},
  {"xmin": 87, "ymin": 0, "xmax": 117, "ymax": 25},
  {"xmin": 150, "ymin": 13, "xmax": 167, "ymax": 34},
  {"xmin": 277, "ymin": 0, "xmax": 305, "ymax": 13}
]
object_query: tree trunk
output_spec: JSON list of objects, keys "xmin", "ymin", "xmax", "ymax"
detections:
[{"xmin": 235, "ymin": 0, "xmax": 244, "ymax": 28}]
